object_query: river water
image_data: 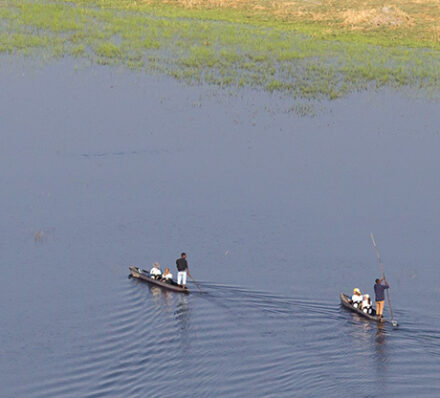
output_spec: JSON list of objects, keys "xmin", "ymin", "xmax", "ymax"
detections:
[{"xmin": 1, "ymin": 58, "xmax": 440, "ymax": 397}]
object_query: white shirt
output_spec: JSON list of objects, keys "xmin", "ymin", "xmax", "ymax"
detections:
[
  {"xmin": 352, "ymin": 293, "xmax": 362, "ymax": 303},
  {"xmin": 362, "ymin": 299, "xmax": 371, "ymax": 308},
  {"xmin": 150, "ymin": 267, "xmax": 162, "ymax": 276},
  {"xmin": 163, "ymin": 272, "xmax": 173, "ymax": 280}
]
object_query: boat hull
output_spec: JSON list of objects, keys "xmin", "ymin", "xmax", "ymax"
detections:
[
  {"xmin": 340, "ymin": 292, "xmax": 385, "ymax": 323},
  {"xmin": 129, "ymin": 266, "xmax": 189, "ymax": 294}
]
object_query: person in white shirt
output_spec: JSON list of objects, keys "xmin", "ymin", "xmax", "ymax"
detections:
[
  {"xmin": 162, "ymin": 268, "xmax": 173, "ymax": 281},
  {"xmin": 351, "ymin": 288, "xmax": 363, "ymax": 309},
  {"xmin": 149, "ymin": 262, "xmax": 162, "ymax": 279},
  {"xmin": 362, "ymin": 294, "xmax": 373, "ymax": 315}
]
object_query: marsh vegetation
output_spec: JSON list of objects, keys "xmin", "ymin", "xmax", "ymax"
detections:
[{"xmin": 1, "ymin": 0, "xmax": 439, "ymax": 99}]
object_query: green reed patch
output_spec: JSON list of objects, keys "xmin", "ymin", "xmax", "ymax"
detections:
[{"xmin": 1, "ymin": 0, "xmax": 439, "ymax": 99}]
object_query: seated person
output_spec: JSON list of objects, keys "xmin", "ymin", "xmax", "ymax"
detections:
[
  {"xmin": 149, "ymin": 262, "xmax": 162, "ymax": 279},
  {"xmin": 162, "ymin": 268, "xmax": 173, "ymax": 280},
  {"xmin": 161, "ymin": 268, "xmax": 178, "ymax": 285},
  {"xmin": 351, "ymin": 288, "xmax": 363, "ymax": 309},
  {"xmin": 362, "ymin": 294, "xmax": 374, "ymax": 315}
]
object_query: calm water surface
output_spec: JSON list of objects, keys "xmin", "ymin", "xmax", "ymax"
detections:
[{"xmin": 1, "ymin": 58, "xmax": 440, "ymax": 397}]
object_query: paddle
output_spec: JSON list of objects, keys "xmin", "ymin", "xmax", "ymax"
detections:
[
  {"xmin": 370, "ymin": 233, "xmax": 398, "ymax": 327},
  {"xmin": 187, "ymin": 271, "xmax": 203, "ymax": 294}
]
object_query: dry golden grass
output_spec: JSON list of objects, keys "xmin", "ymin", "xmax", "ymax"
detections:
[
  {"xmin": 341, "ymin": 6, "xmax": 413, "ymax": 29},
  {"xmin": 154, "ymin": 0, "xmax": 439, "ymax": 42},
  {"xmin": 157, "ymin": 0, "xmax": 262, "ymax": 9}
]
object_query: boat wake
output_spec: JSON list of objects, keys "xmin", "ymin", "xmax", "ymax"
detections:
[{"xmin": 13, "ymin": 278, "xmax": 440, "ymax": 398}]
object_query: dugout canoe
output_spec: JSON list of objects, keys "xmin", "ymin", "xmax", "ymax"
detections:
[
  {"xmin": 129, "ymin": 266, "xmax": 190, "ymax": 294},
  {"xmin": 340, "ymin": 292, "xmax": 385, "ymax": 323}
]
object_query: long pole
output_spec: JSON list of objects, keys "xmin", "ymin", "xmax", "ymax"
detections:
[
  {"xmin": 370, "ymin": 233, "xmax": 397, "ymax": 326},
  {"xmin": 187, "ymin": 271, "xmax": 203, "ymax": 294}
]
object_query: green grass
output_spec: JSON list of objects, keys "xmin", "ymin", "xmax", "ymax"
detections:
[{"xmin": 1, "ymin": 0, "xmax": 439, "ymax": 99}]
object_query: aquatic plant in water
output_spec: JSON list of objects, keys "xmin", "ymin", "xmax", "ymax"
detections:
[{"xmin": 0, "ymin": 0, "xmax": 439, "ymax": 99}]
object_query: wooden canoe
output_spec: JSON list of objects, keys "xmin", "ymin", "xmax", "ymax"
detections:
[
  {"xmin": 340, "ymin": 292, "xmax": 385, "ymax": 323},
  {"xmin": 129, "ymin": 266, "xmax": 190, "ymax": 294}
]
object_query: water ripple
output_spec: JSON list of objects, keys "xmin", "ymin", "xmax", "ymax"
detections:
[{"xmin": 15, "ymin": 280, "xmax": 440, "ymax": 398}]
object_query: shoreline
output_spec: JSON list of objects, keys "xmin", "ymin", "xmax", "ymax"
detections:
[{"xmin": 1, "ymin": 0, "xmax": 439, "ymax": 100}]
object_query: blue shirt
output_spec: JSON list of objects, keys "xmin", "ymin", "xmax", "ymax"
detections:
[{"xmin": 374, "ymin": 282, "xmax": 389, "ymax": 301}]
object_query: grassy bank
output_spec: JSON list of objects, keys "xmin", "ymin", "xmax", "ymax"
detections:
[{"xmin": 1, "ymin": 0, "xmax": 439, "ymax": 99}]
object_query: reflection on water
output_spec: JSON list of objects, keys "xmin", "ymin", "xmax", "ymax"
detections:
[
  {"xmin": 342, "ymin": 306, "xmax": 395, "ymax": 391},
  {"xmin": 175, "ymin": 295, "xmax": 190, "ymax": 325},
  {"xmin": 149, "ymin": 285, "xmax": 173, "ymax": 309},
  {"xmin": 175, "ymin": 295, "xmax": 191, "ymax": 353},
  {"xmin": 376, "ymin": 323, "xmax": 386, "ymax": 345},
  {"xmin": 374, "ymin": 323, "xmax": 388, "ymax": 386}
]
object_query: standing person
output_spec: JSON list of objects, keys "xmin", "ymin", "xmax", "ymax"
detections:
[
  {"xmin": 176, "ymin": 252, "xmax": 190, "ymax": 288},
  {"xmin": 374, "ymin": 277, "xmax": 389, "ymax": 318}
]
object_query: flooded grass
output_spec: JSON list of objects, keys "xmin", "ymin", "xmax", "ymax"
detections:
[{"xmin": 1, "ymin": 0, "xmax": 439, "ymax": 99}]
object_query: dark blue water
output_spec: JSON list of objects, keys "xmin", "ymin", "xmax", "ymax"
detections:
[{"xmin": 1, "ymin": 58, "xmax": 440, "ymax": 397}]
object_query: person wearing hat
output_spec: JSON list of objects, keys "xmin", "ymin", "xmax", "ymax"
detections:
[
  {"xmin": 149, "ymin": 262, "xmax": 162, "ymax": 280},
  {"xmin": 351, "ymin": 288, "xmax": 363, "ymax": 309},
  {"xmin": 362, "ymin": 294, "xmax": 373, "ymax": 315},
  {"xmin": 374, "ymin": 277, "xmax": 389, "ymax": 318}
]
